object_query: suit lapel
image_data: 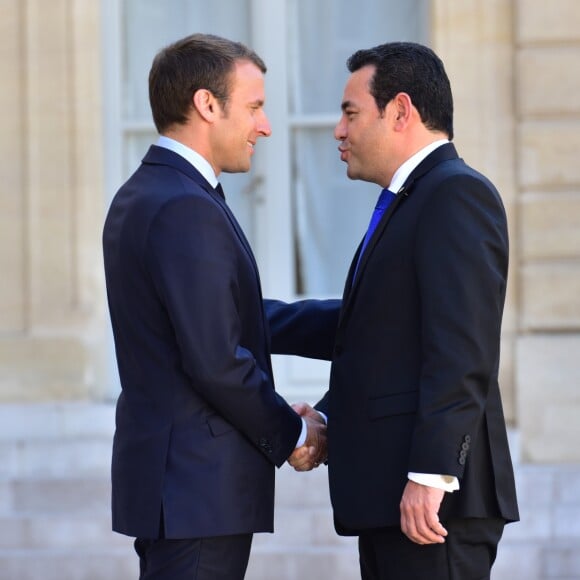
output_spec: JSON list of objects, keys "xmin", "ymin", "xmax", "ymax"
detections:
[
  {"xmin": 339, "ymin": 143, "xmax": 460, "ymax": 323},
  {"xmin": 346, "ymin": 189, "xmax": 406, "ymax": 298}
]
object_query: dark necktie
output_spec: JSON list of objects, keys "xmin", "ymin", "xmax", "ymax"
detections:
[
  {"xmin": 215, "ymin": 183, "xmax": 225, "ymax": 199},
  {"xmin": 353, "ymin": 188, "xmax": 397, "ymax": 280}
]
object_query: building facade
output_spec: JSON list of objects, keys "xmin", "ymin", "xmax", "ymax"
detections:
[{"xmin": 1, "ymin": 0, "xmax": 579, "ymax": 578}]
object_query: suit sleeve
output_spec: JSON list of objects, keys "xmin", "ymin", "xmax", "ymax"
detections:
[
  {"xmin": 146, "ymin": 195, "xmax": 301, "ymax": 466},
  {"xmin": 408, "ymin": 174, "xmax": 508, "ymax": 478},
  {"xmin": 265, "ymin": 298, "xmax": 341, "ymax": 360}
]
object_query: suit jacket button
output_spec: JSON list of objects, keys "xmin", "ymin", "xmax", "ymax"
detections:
[
  {"xmin": 461, "ymin": 442, "xmax": 470, "ymax": 451},
  {"xmin": 458, "ymin": 456, "xmax": 466, "ymax": 465},
  {"xmin": 464, "ymin": 435, "xmax": 471, "ymax": 443},
  {"xmin": 259, "ymin": 438, "xmax": 273, "ymax": 453}
]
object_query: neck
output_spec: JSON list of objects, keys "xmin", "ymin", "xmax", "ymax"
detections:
[{"xmin": 403, "ymin": 129, "xmax": 448, "ymax": 160}]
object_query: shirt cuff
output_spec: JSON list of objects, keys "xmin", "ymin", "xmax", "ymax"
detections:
[
  {"xmin": 408, "ymin": 472, "xmax": 460, "ymax": 492},
  {"xmin": 295, "ymin": 412, "xmax": 327, "ymax": 448},
  {"xmin": 295, "ymin": 418, "xmax": 307, "ymax": 448}
]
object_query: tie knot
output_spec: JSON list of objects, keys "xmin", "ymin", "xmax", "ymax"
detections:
[{"xmin": 375, "ymin": 188, "xmax": 396, "ymax": 210}]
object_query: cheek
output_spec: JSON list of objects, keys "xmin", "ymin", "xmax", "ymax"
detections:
[{"xmin": 366, "ymin": 125, "xmax": 387, "ymax": 150}]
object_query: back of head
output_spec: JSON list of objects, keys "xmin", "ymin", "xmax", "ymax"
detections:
[
  {"xmin": 149, "ymin": 33, "xmax": 267, "ymax": 134},
  {"xmin": 347, "ymin": 42, "xmax": 454, "ymax": 140}
]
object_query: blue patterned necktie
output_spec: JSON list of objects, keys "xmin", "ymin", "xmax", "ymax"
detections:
[{"xmin": 353, "ymin": 188, "xmax": 397, "ymax": 280}]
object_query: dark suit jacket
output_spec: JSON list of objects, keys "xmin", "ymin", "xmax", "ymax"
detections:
[
  {"xmin": 268, "ymin": 143, "xmax": 519, "ymax": 535},
  {"xmin": 103, "ymin": 145, "xmax": 301, "ymax": 539}
]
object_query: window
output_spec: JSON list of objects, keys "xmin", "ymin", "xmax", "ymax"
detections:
[{"xmin": 102, "ymin": 0, "xmax": 428, "ymax": 396}]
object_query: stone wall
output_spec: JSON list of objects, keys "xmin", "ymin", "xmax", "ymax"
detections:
[
  {"xmin": 1, "ymin": 1, "xmax": 580, "ymax": 577},
  {"xmin": 0, "ymin": 0, "xmax": 106, "ymax": 402},
  {"xmin": 514, "ymin": 0, "xmax": 580, "ymax": 463}
]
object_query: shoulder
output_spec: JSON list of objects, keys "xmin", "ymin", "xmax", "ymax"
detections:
[
  {"xmin": 118, "ymin": 162, "xmax": 222, "ymax": 221},
  {"xmin": 418, "ymin": 158, "xmax": 505, "ymax": 215}
]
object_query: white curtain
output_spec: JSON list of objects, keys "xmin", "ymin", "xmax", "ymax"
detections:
[
  {"xmin": 289, "ymin": 0, "xmax": 429, "ymax": 294},
  {"xmin": 122, "ymin": 0, "xmax": 251, "ymax": 122}
]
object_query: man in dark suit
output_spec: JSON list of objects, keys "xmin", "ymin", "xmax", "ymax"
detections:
[
  {"xmin": 267, "ymin": 42, "xmax": 519, "ymax": 579},
  {"xmin": 102, "ymin": 34, "xmax": 326, "ymax": 580}
]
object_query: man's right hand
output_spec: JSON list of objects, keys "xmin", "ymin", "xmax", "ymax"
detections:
[{"xmin": 288, "ymin": 402, "xmax": 327, "ymax": 471}]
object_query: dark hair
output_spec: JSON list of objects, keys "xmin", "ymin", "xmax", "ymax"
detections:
[
  {"xmin": 347, "ymin": 42, "xmax": 454, "ymax": 139},
  {"xmin": 149, "ymin": 33, "xmax": 267, "ymax": 133}
]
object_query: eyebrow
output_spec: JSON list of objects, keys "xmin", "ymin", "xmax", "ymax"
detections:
[{"xmin": 341, "ymin": 100, "xmax": 355, "ymax": 112}]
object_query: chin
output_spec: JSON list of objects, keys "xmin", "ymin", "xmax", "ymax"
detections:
[
  {"xmin": 223, "ymin": 162, "xmax": 251, "ymax": 174},
  {"xmin": 346, "ymin": 167, "xmax": 360, "ymax": 180}
]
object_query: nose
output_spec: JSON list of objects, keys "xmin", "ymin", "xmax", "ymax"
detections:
[
  {"xmin": 258, "ymin": 111, "xmax": 272, "ymax": 137},
  {"xmin": 334, "ymin": 116, "xmax": 346, "ymax": 141}
]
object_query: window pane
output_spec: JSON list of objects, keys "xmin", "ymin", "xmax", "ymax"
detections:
[
  {"xmin": 122, "ymin": 0, "xmax": 251, "ymax": 122},
  {"xmin": 292, "ymin": 128, "xmax": 377, "ymax": 295},
  {"xmin": 289, "ymin": 0, "xmax": 429, "ymax": 295},
  {"xmin": 289, "ymin": 0, "xmax": 429, "ymax": 115}
]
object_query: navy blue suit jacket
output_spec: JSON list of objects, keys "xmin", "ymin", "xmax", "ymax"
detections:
[
  {"xmin": 268, "ymin": 143, "xmax": 519, "ymax": 534},
  {"xmin": 103, "ymin": 145, "xmax": 301, "ymax": 539}
]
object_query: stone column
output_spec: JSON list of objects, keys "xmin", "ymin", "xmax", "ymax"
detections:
[{"xmin": 0, "ymin": 0, "xmax": 106, "ymax": 401}]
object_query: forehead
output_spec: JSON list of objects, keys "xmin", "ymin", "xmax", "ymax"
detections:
[{"xmin": 229, "ymin": 60, "xmax": 265, "ymax": 97}]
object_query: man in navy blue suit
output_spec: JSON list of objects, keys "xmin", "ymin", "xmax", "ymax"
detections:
[
  {"xmin": 268, "ymin": 42, "xmax": 519, "ymax": 579},
  {"xmin": 102, "ymin": 34, "xmax": 328, "ymax": 580}
]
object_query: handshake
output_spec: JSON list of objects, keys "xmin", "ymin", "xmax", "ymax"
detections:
[{"xmin": 288, "ymin": 402, "xmax": 327, "ymax": 472}]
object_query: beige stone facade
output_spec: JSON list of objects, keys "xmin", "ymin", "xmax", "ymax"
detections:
[
  {"xmin": 1, "ymin": 0, "xmax": 580, "ymax": 578},
  {"xmin": 0, "ymin": 0, "xmax": 106, "ymax": 402},
  {"xmin": 513, "ymin": 0, "xmax": 580, "ymax": 464}
]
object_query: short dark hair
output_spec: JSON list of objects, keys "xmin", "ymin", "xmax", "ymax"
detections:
[
  {"xmin": 347, "ymin": 42, "xmax": 454, "ymax": 139},
  {"xmin": 149, "ymin": 33, "xmax": 267, "ymax": 133}
]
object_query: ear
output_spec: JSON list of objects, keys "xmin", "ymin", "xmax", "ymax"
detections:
[
  {"xmin": 391, "ymin": 92, "xmax": 413, "ymax": 132},
  {"xmin": 192, "ymin": 89, "xmax": 219, "ymax": 123}
]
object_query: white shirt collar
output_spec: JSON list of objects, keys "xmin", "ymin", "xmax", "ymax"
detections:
[
  {"xmin": 389, "ymin": 139, "xmax": 449, "ymax": 193},
  {"xmin": 156, "ymin": 135, "xmax": 219, "ymax": 188}
]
